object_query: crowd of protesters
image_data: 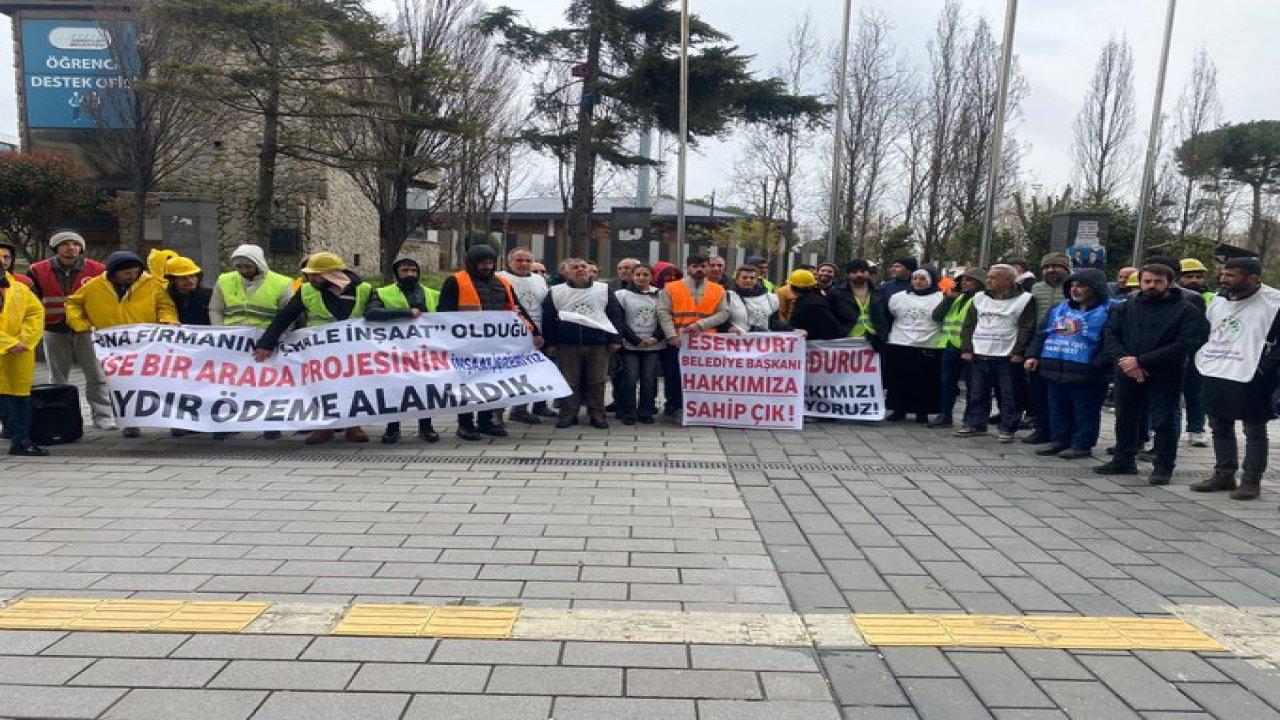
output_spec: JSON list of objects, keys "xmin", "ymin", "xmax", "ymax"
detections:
[{"xmin": 2, "ymin": 232, "xmax": 1278, "ymax": 502}]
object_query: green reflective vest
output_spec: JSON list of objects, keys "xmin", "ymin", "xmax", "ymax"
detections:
[
  {"xmin": 301, "ymin": 282, "xmax": 371, "ymax": 326},
  {"xmin": 1202, "ymin": 290, "xmax": 1216, "ymax": 307},
  {"xmin": 216, "ymin": 270, "xmax": 292, "ymax": 328},
  {"xmin": 847, "ymin": 293, "xmax": 876, "ymax": 338},
  {"xmin": 939, "ymin": 294, "xmax": 974, "ymax": 349},
  {"xmin": 762, "ymin": 278, "xmax": 776, "ymax": 292},
  {"xmin": 375, "ymin": 283, "xmax": 440, "ymax": 313}
]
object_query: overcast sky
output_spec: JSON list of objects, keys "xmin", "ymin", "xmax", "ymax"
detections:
[{"xmin": 4, "ymin": 0, "xmax": 1278, "ymax": 203}]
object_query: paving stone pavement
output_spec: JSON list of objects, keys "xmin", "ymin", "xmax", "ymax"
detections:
[{"xmin": 1, "ymin": 406, "xmax": 1279, "ymax": 718}]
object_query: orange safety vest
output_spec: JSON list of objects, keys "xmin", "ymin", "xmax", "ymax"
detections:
[
  {"xmin": 453, "ymin": 270, "xmax": 517, "ymax": 311},
  {"xmin": 666, "ymin": 280, "xmax": 725, "ymax": 332}
]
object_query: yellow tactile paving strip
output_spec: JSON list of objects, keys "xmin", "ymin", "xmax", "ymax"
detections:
[
  {"xmin": 0, "ymin": 598, "xmax": 269, "ymax": 634},
  {"xmin": 331, "ymin": 604, "xmax": 519, "ymax": 639},
  {"xmin": 0, "ymin": 598, "xmax": 1228, "ymax": 651},
  {"xmin": 852, "ymin": 613, "xmax": 1224, "ymax": 651}
]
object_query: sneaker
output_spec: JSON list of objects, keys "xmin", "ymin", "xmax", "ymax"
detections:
[
  {"xmin": 1035, "ymin": 443, "xmax": 1068, "ymax": 456},
  {"xmin": 1191, "ymin": 473, "xmax": 1236, "ymax": 493},
  {"xmin": 555, "ymin": 417, "xmax": 579, "ymax": 429},
  {"xmin": 1149, "ymin": 473, "xmax": 1172, "ymax": 486},
  {"xmin": 589, "ymin": 417, "xmax": 609, "ymax": 430},
  {"xmin": 1186, "ymin": 432, "xmax": 1208, "ymax": 447},
  {"xmin": 381, "ymin": 429, "xmax": 401, "ymax": 444},
  {"xmin": 510, "ymin": 409, "xmax": 541, "ymax": 425},
  {"xmin": 1021, "ymin": 432, "xmax": 1052, "ymax": 445},
  {"xmin": 477, "ymin": 424, "xmax": 507, "ymax": 438},
  {"xmin": 94, "ymin": 418, "xmax": 118, "ymax": 431},
  {"xmin": 1230, "ymin": 482, "xmax": 1261, "ymax": 501},
  {"xmin": 1057, "ymin": 447, "xmax": 1092, "ymax": 460},
  {"xmin": 456, "ymin": 425, "xmax": 482, "ymax": 441},
  {"xmin": 1094, "ymin": 461, "xmax": 1139, "ymax": 475},
  {"xmin": 953, "ymin": 426, "xmax": 987, "ymax": 437},
  {"xmin": 8, "ymin": 442, "xmax": 49, "ymax": 456},
  {"xmin": 533, "ymin": 404, "xmax": 558, "ymax": 418},
  {"xmin": 419, "ymin": 423, "xmax": 440, "ymax": 443},
  {"xmin": 997, "ymin": 432, "xmax": 1017, "ymax": 443}
]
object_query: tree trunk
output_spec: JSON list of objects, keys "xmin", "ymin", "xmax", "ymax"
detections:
[
  {"xmin": 566, "ymin": 3, "xmax": 604, "ymax": 259},
  {"xmin": 1251, "ymin": 182, "xmax": 1266, "ymax": 261},
  {"xmin": 254, "ymin": 73, "xmax": 282, "ymax": 248},
  {"xmin": 131, "ymin": 189, "xmax": 147, "ymax": 254}
]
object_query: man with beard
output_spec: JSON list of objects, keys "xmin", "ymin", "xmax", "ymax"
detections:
[
  {"xmin": 1191, "ymin": 258, "xmax": 1280, "ymax": 501},
  {"xmin": 658, "ymin": 253, "xmax": 729, "ymax": 418},
  {"xmin": 366, "ymin": 257, "xmax": 441, "ymax": 444},
  {"xmin": 815, "ymin": 263, "xmax": 839, "ymax": 292},
  {"xmin": 1023, "ymin": 253, "xmax": 1072, "ymax": 445},
  {"xmin": 499, "ymin": 247, "xmax": 556, "ymax": 423},
  {"xmin": 66, "ymin": 251, "xmax": 178, "ymax": 439},
  {"xmin": 254, "ymin": 252, "xmax": 374, "ymax": 445},
  {"xmin": 1095, "ymin": 264, "xmax": 1208, "ymax": 485},
  {"xmin": 542, "ymin": 258, "xmax": 624, "ymax": 429},
  {"xmin": 930, "ymin": 266, "xmax": 986, "ymax": 428},
  {"xmin": 831, "ymin": 259, "xmax": 884, "ymax": 344},
  {"xmin": 1178, "ymin": 258, "xmax": 1215, "ymax": 447},
  {"xmin": 438, "ymin": 244, "xmax": 541, "ymax": 440}
]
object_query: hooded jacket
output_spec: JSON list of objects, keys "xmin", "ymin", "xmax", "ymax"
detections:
[
  {"xmin": 436, "ymin": 246, "xmax": 537, "ymax": 329},
  {"xmin": 65, "ymin": 252, "xmax": 178, "ymax": 330},
  {"xmin": 366, "ymin": 258, "xmax": 439, "ymax": 321},
  {"xmin": 650, "ymin": 261, "xmax": 681, "ymax": 290},
  {"xmin": 1102, "ymin": 283, "xmax": 1208, "ymax": 381},
  {"xmin": 789, "ymin": 286, "xmax": 850, "ymax": 340},
  {"xmin": 1027, "ymin": 268, "xmax": 1115, "ymax": 385},
  {"xmin": 168, "ymin": 280, "xmax": 212, "ymax": 326},
  {"xmin": 0, "ymin": 275, "xmax": 43, "ymax": 397},
  {"xmin": 209, "ymin": 244, "xmax": 293, "ymax": 325}
]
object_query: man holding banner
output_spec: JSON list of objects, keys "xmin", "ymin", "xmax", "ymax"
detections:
[
  {"xmin": 658, "ymin": 254, "xmax": 729, "ymax": 419},
  {"xmin": 253, "ymin": 252, "xmax": 373, "ymax": 445},
  {"xmin": 542, "ymin": 258, "xmax": 624, "ymax": 429},
  {"xmin": 366, "ymin": 257, "xmax": 441, "ymax": 444}
]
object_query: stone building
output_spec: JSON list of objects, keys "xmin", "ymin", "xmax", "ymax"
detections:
[{"xmin": 1, "ymin": 0, "xmax": 384, "ymax": 278}]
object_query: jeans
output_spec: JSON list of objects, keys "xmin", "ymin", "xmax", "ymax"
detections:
[
  {"xmin": 1027, "ymin": 368, "xmax": 1049, "ymax": 431},
  {"xmin": 555, "ymin": 345, "xmax": 612, "ymax": 421},
  {"xmin": 45, "ymin": 331, "xmax": 112, "ymax": 422},
  {"xmin": 963, "ymin": 356, "xmax": 1021, "ymax": 433},
  {"xmin": 1046, "ymin": 380, "xmax": 1106, "ymax": 450},
  {"xmin": 1211, "ymin": 416, "xmax": 1269, "ymax": 484},
  {"xmin": 938, "ymin": 347, "xmax": 969, "ymax": 418},
  {"xmin": 0, "ymin": 395, "xmax": 31, "ymax": 448},
  {"xmin": 660, "ymin": 345, "xmax": 682, "ymax": 413},
  {"xmin": 615, "ymin": 350, "xmax": 660, "ymax": 420},
  {"xmin": 1183, "ymin": 365, "xmax": 1205, "ymax": 434},
  {"xmin": 458, "ymin": 409, "xmax": 500, "ymax": 430},
  {"xmin": 384, "ymin": 418, "xmax": 434, "ymax": 436},
  {"xmin": 1114, "ymin": 374, "xmax": 1182, "ymax": 474}
]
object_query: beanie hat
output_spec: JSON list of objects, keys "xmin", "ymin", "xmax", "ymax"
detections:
[
  {"xmin": 893, "ymin": 257, "xmax": 919, "ymax": 272},
  {"xmin": 49, "ymin": 230, "xmax": 86, "ymax": 250},
  {"xmin": 745, "ymin": 255, "xmax": 767, "ymax": 267},
  {"xmin": 845, "ymin": 259, "xmax": 871, "ymax": 273},
  {"xmin": 1040, "ymin": 252, "xmax": 1071, "ymax": 270},
  {"xmin": 105, "ymin": 251, "xmax": 144, "ymax": 276},
  {"xmin": 960, "ymin": 267, "xmax": 987, "ymax": 286},
  {"xmin": 392, "ymin": 257, "xmax": 420, "ymax": 272}
]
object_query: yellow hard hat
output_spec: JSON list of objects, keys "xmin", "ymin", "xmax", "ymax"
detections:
[
  {"xmin": 1179, "ymin": 258, "xmax": 1208, "ymax": 274},
  {"xmin": 164, "ymin": 256, "xmax": 202, "ymax": 277},
  {"xmin": 301, "ymin": 252, "xmax": 346, "ymax": 274},
  {"xmin": 787, "ymin": 269, "xmax": 817, "ymax": 289},
  {"xmin": 1125, "ymin": 272, "xmax": 1140, "ymax": 287}
]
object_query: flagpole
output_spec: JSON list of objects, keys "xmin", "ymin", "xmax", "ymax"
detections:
[
  {"xmin": 978, "ymin": 0, "xmax": 1018, "ymax": 268},
  {"xmin": 826, "ymin": 0, "xmax": 853, "ymax": 264},
  {"xmin": 675, "ymin": 0, "xmax": 690, "ymax": 266},
  {"xmin": 1132, "ymin": 0, "xmax": 1177, "ymax": 267}
]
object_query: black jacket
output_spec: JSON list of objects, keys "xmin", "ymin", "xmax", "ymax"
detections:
[
  {"xmin": 830, "ymin": 281, "xmax": 887, "ymax": 348},
  {"xmin": 365, "ymin": 282, "xmax": 430, "ymax": 321},
  {"xmin": 1026, "ymin": 269, "xmax": 1113, "ymax": 385},
  {"xmin": 1103, "ymin": 288, "xmax": 1208, "ymax": 380},
  {"xmin": 436, "ymin": 271, "xmax": 537, "ymax": 330},
  {"xmin": 169, "ymin": 286, "xmax": 212, "ymax": 326},
  {"xmin": 541, "ymin": 284, "xmax": 624, "ymax": 346},
  {"xmin": 789, "ymin": 288, "xmax": 850, "ymax": 340},
  {"xmin": 257, "ymin": 270, "xmax": 366, "ymax": 350}
]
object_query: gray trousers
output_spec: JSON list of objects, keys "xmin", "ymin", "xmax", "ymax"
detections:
[{"xmin": 44, "ymin": 331, "xmax": 112, "ymax": 422}]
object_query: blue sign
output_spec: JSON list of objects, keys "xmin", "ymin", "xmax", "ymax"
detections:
[{"xmin": 21, "ymin": 19, "xmax": 135, "ymax": 129}]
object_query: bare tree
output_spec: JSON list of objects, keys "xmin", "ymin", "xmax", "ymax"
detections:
[
  {"xmin": 89, "ymin": 12, "xmax": 224, "ymax": 251},
  {"xmin": 1171, "ymin": 47, "xmax": 1222, "ymax": 239},
  {"xmin": 1072, "ymin": 36, "xmax": 1136, "ymax": 205},
  {"xmin": 916, "ymin": 0, "xmax": 965, "ymax": 262}
]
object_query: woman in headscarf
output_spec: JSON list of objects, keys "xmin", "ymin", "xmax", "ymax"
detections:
[
  {"xmin": 883, "ymin": 266, "xmax": 945, "ymax": 422},
  {"xmin": 650, "ymin": 261, "xmax": 682, "ymax": 290}
]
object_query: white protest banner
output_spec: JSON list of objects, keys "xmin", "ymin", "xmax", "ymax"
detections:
[
  {"xmin": 92, "ymin": 311, "xmax": 571, "ymax": 432},
  {"xmin": 679, "ymin": 332, "xmax": 806, "ymax": 430},
  {"xmin": 804, "ymin": 338, "xmax": 886, "ymax": 420}
]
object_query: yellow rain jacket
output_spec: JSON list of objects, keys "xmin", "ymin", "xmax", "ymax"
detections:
[
  {"xmin": 65, "ymin": 273, "xmax": 178, "ymax": 331},
  {"xmin": 147, "ymin": 248, "xmax": 180, "ymax": 287},
  {"xmin": 0, "ymin": 275, "xmax": 44, "ymax": 397}
]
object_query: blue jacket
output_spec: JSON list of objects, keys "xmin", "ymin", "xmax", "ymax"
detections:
[{"xmin": 1028, "ymin": 269, "xmax": 1115, "ymax": 385}]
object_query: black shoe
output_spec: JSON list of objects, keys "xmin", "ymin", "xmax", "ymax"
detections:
[
  {"xmin": 1137, "ymin": 451, "xmax": 1156, "ymax": 463},
  {"xmin": 1230, "ymin": 482, "xmax": 1261, "ymax": 501},
  {"xmin": 0, "ymin": 427, "xmax": 9, "ymax": 440},
  {"xmin": 419, "ymin": 424, "xmax": 440, "ymax": 443},
  {"xmin": 1018, "ymin": 418, "xmax": 1036, "ymax": 431},
  {"xmin": 1035, "ymin": 443, "xmax": 1068, "ymax": 456},
  {"xmin": 590, "ymin": 417, "xmax": 609, "ymax": 430},
  {"xmin": 621, "ymin": 416, "xmax": 636, "ymax": 425},
  {"xmin": 927, "ymin": 414, "xmax": 953, "ymax": 428},
  {"xmin": 169, "ymin": 428, "xmax": 192, "ymax": 438},
  {"xmin": 1057, "ymin": 448, "xmax": 1092, "ymax": 460},
  {"xmin": 989, "ymin": 413, "xmax": 1003, "ymax": 425},
  {"xmin": 264, "ymin": 431, "xmax": 282, "ymax": 440},
  {"xmin": 638, "ymin": 415, "xmax": 655, "ymax": 424},
  {"xmin": 456, "ymin": 425, "xmax": 482, "ymax": 441},
  {"xmin": 9, "ymin": 442, "xmax": 49, "ymax": 457},
  {"xmin": 555, "ymin": 417, "xmax": 579, "ymax": 429},
  {"xmin": 886, "ymin": 411, "xmax": 907, "ymax": 422},
  {"xmin": 122, "ymin": 427, "xmax": 141, "ymax": 439},
  {"xmin": 915, "ymin": 414, "xmax": 930, "ymax": 424},
  {"xmin": 1022, "ymin": 432, "xmax": 1052, "ymax": 445},
  {"xmin": 213, "ymin": 432, "xmax": 237, "ymax": 440},
  {"xmin": 604, "ymin": 402, "xmax": 617, "ymax": 413},
  {"xmin": 1148, "ymin": 474, "xmax": 1171, "ymax": 486},
  {"xmin": 533, "ymin": 404, "xmax": 558, "ymax": 418},
  {"xmin": 381, "ymin": 429, "xmax": 401, "ymax": 444},
  {"xmin": 478, "ymin": 424, "xmax": 508, "ymax": 438},
  {"xmin": 1191, "ymin": 473, "xmax": 1236, "ymax": 493},
  {"xmin": 1094, "ymin": 461, "xmax": 1139, "ymax": 475},
  {"xmin": 510, "ymin": 409, "xmax": 541, "ymax": 425},
  {"xmin": 663, "ymin": 406, "xmax": 678, "ymax": 417}
]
